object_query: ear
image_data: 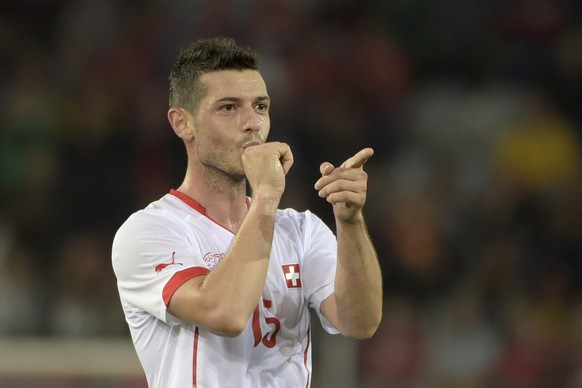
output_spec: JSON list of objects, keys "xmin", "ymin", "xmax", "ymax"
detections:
[{"xmin": 168, "ymin": 108, "xmax": 195, "ymax": 142}]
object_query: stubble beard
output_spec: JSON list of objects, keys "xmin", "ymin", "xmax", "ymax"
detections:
[{"xmin": 199, "ymin": 155, "xmax": 247, "ymax": 194}]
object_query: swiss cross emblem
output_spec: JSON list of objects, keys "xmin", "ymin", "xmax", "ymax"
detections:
[{"xmin": 282, "ymin": 264, "xmax": 302, "ymax": 288}]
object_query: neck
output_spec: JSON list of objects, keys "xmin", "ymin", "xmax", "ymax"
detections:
[{"xmin": 177, "ymin": 165, "xmax": 249, "ymax": 233}]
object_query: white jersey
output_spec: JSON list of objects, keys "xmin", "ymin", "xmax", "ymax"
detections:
[{"xmin": 112, "ymin": 190, "xmax": 339, "ymax": 388}]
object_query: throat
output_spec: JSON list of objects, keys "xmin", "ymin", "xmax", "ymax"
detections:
[
  {"xmin": 208, "ymin": 200, "xmax": 249, "ymax": 234},
  {"xmin": 201, "ymin": 163, "xmax": 246, "ymax": 194},
  {"xmin": 180, "ymin": 160, "xmax": 250, "ymax": 232}
]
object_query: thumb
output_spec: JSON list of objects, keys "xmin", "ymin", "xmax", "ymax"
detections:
[{"xmin": 319, "ymin": 162, "xmax": 335, "ymax": 176}]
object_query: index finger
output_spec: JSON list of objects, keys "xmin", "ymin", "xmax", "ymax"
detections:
[
  {"xmin": 276, "ymin": 142, "xmax": 294, "ymax": 174},
  {"xmin": 340, "ymin": 147, "xmax": 374, "ymax": 169}
]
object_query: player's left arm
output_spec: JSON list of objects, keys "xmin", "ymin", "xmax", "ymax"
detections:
[{"xmin": 315, "ymin": 148, "xmax": 383, "ymax": 339}]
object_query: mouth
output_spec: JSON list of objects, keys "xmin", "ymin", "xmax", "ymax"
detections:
[{"xmin": 242, "ymin": 140, "xmax": 262, "ymax": 149}]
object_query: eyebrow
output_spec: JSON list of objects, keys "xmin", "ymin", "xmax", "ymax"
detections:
[{"xmin": 215, "ymin": 95, "xmax": 270, "ymax": 103}]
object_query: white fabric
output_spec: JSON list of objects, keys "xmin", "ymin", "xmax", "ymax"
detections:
[{"xmin": 112, "ymin": 191, "xmax": 339, "ymax": 388}]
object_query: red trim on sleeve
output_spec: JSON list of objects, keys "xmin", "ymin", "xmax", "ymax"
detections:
[{"xmin": 162, "ymin": 266, "xmax": 210, "ymax": 305}]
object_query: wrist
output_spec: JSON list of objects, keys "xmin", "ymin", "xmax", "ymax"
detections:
[
  {"xmin": 335, "ymin": 211, "xmax": 365, "ymax": 226},
  {"xmin": 251, "ymin": 191, "xmax": 282, "ymax": 214}
]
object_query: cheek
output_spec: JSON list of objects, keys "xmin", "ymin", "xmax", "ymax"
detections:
[
  {"xmin": 195, "ymin": 126, "xmax": 237, "ymax": 159},
  {"xmin": 198, "ymin": 132, "xmax": 225, "ymax": 155},
  {"xmin": 260, "ymin": 115, "xmax": 271, "ymax": 134}
]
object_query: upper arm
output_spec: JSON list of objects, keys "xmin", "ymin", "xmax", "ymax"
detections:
[
  {"xmin": 167, "ymin": 276, "xmax": 210, "ymax": 325},
  {"xmin": 113, "ymin": 213, "xmax": 217, "ymax": 325},
  {"xmin": 166, "ymin": 272, "xmax": 252, "ymax": 337}
]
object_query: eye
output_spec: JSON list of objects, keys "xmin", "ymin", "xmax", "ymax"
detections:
[
  {"xmin": 220, "ymin": 104, "xmax": 236, "ymax": 112},
  {"xmin": 255, "ymin": 103, "xmax": 269, "ymax": 113}
]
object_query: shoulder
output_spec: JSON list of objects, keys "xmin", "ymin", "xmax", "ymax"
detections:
[
  {"xmin": 123, "ymin": 194, "xmax": 193, "ymax": 226},
  {"xmin": 276, "ymin": 207, "xmax": 308, "ymax": 225},
  {"xmin": 277, "ymin": 207, "xmax": 326, "ymax": 222},
  {"xmin": 275, "ymin": 208, "xmax": 330, "ymax": 234},
  {"xmin": 113, "ymin": 194, "xmax": 193, "ymax": 247},
  {"xmin": 112, "ymin": 195, "xmax": 195, "ymax": 274}
]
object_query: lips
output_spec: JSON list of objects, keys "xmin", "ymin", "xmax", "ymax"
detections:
[{"xmin": 243, "ymin": 140, "xmax": 262, "ymax": 149}]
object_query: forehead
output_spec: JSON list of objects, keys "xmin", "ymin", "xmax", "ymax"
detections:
[{"xmin": 199, "ymin": 70, "xmax": 268, "ymax": 100}]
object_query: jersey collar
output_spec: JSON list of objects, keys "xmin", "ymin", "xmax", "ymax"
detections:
[
  {"xmin": 169, "ymin": 189, "xmax": 207, "ymax": 215},
  {"xmin": 169, "ymin": 189, "xmax": 251, "ymax": 233}
]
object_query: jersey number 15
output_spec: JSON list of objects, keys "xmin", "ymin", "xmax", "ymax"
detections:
[{"xmin": 252, "ymin": 299, "xmax": 280, "ymax": 348}]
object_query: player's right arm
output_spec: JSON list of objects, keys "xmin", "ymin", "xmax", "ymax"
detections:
[{"xmin": 167, "ymin": 142, "xmax": 293, "ymax": 336}]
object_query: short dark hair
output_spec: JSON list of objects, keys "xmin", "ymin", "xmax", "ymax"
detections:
[{"xmin": 168, "ymin": 37, "xmax": 260, "ymax": 111}]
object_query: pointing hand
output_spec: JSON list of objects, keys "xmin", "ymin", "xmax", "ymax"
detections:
[{"xmin": 314, "ymin": 148, "xmax": 373, "ymax": 222}]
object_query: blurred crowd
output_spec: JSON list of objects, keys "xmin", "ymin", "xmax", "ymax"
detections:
[{"xmin": 1, "ymin": 0, "xmax": 581, "ymax": 386}]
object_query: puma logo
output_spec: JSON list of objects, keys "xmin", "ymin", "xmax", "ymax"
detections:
[{"xmin": 155, "ymin": 252, "xmax": 183, "ymax": 273}]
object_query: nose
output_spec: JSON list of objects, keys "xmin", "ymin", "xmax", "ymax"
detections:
[{"xmin": 241, "ymin": 106, "xmax": 263, "ymax": 132}]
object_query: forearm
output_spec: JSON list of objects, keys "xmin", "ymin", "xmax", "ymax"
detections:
[
  {"xmin": 333, "ymin": 214, "xmax": 382, "ymax": 338},
  {"xmin": 201, "ymin": 193, "xmax": 279, "ymax": 325}
]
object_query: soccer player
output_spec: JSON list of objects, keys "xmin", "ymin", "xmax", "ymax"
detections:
[{"xmin": 112, "ymin": 36, "xmax": 382, "ymax": 387}]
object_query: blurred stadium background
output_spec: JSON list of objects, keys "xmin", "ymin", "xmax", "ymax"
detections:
[{"xmin": 1, "ymin": 0, "xmax": 581, "ymax": 387}]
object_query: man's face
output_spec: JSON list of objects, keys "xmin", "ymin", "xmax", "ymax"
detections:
[{"xmin": 191, "ymin": 69, "xmax": 270, "ymax": 180}]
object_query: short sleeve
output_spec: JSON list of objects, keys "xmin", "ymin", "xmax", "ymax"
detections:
[
  {"xmin": 300, "ymin": 211, "xmax": 340, "ymax": 334},
  {"xmin": 112, "ymin": 212, "xmax": 209, "ymax": 324}
]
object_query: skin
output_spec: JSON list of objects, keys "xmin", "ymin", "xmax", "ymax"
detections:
[
  {"xmin": 315, "ymin": 148, "xmax": 383, "ymax": 338},
  {"xmin": 165, "ymin": 69, "xmax": 382, "ymax": 339}
]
